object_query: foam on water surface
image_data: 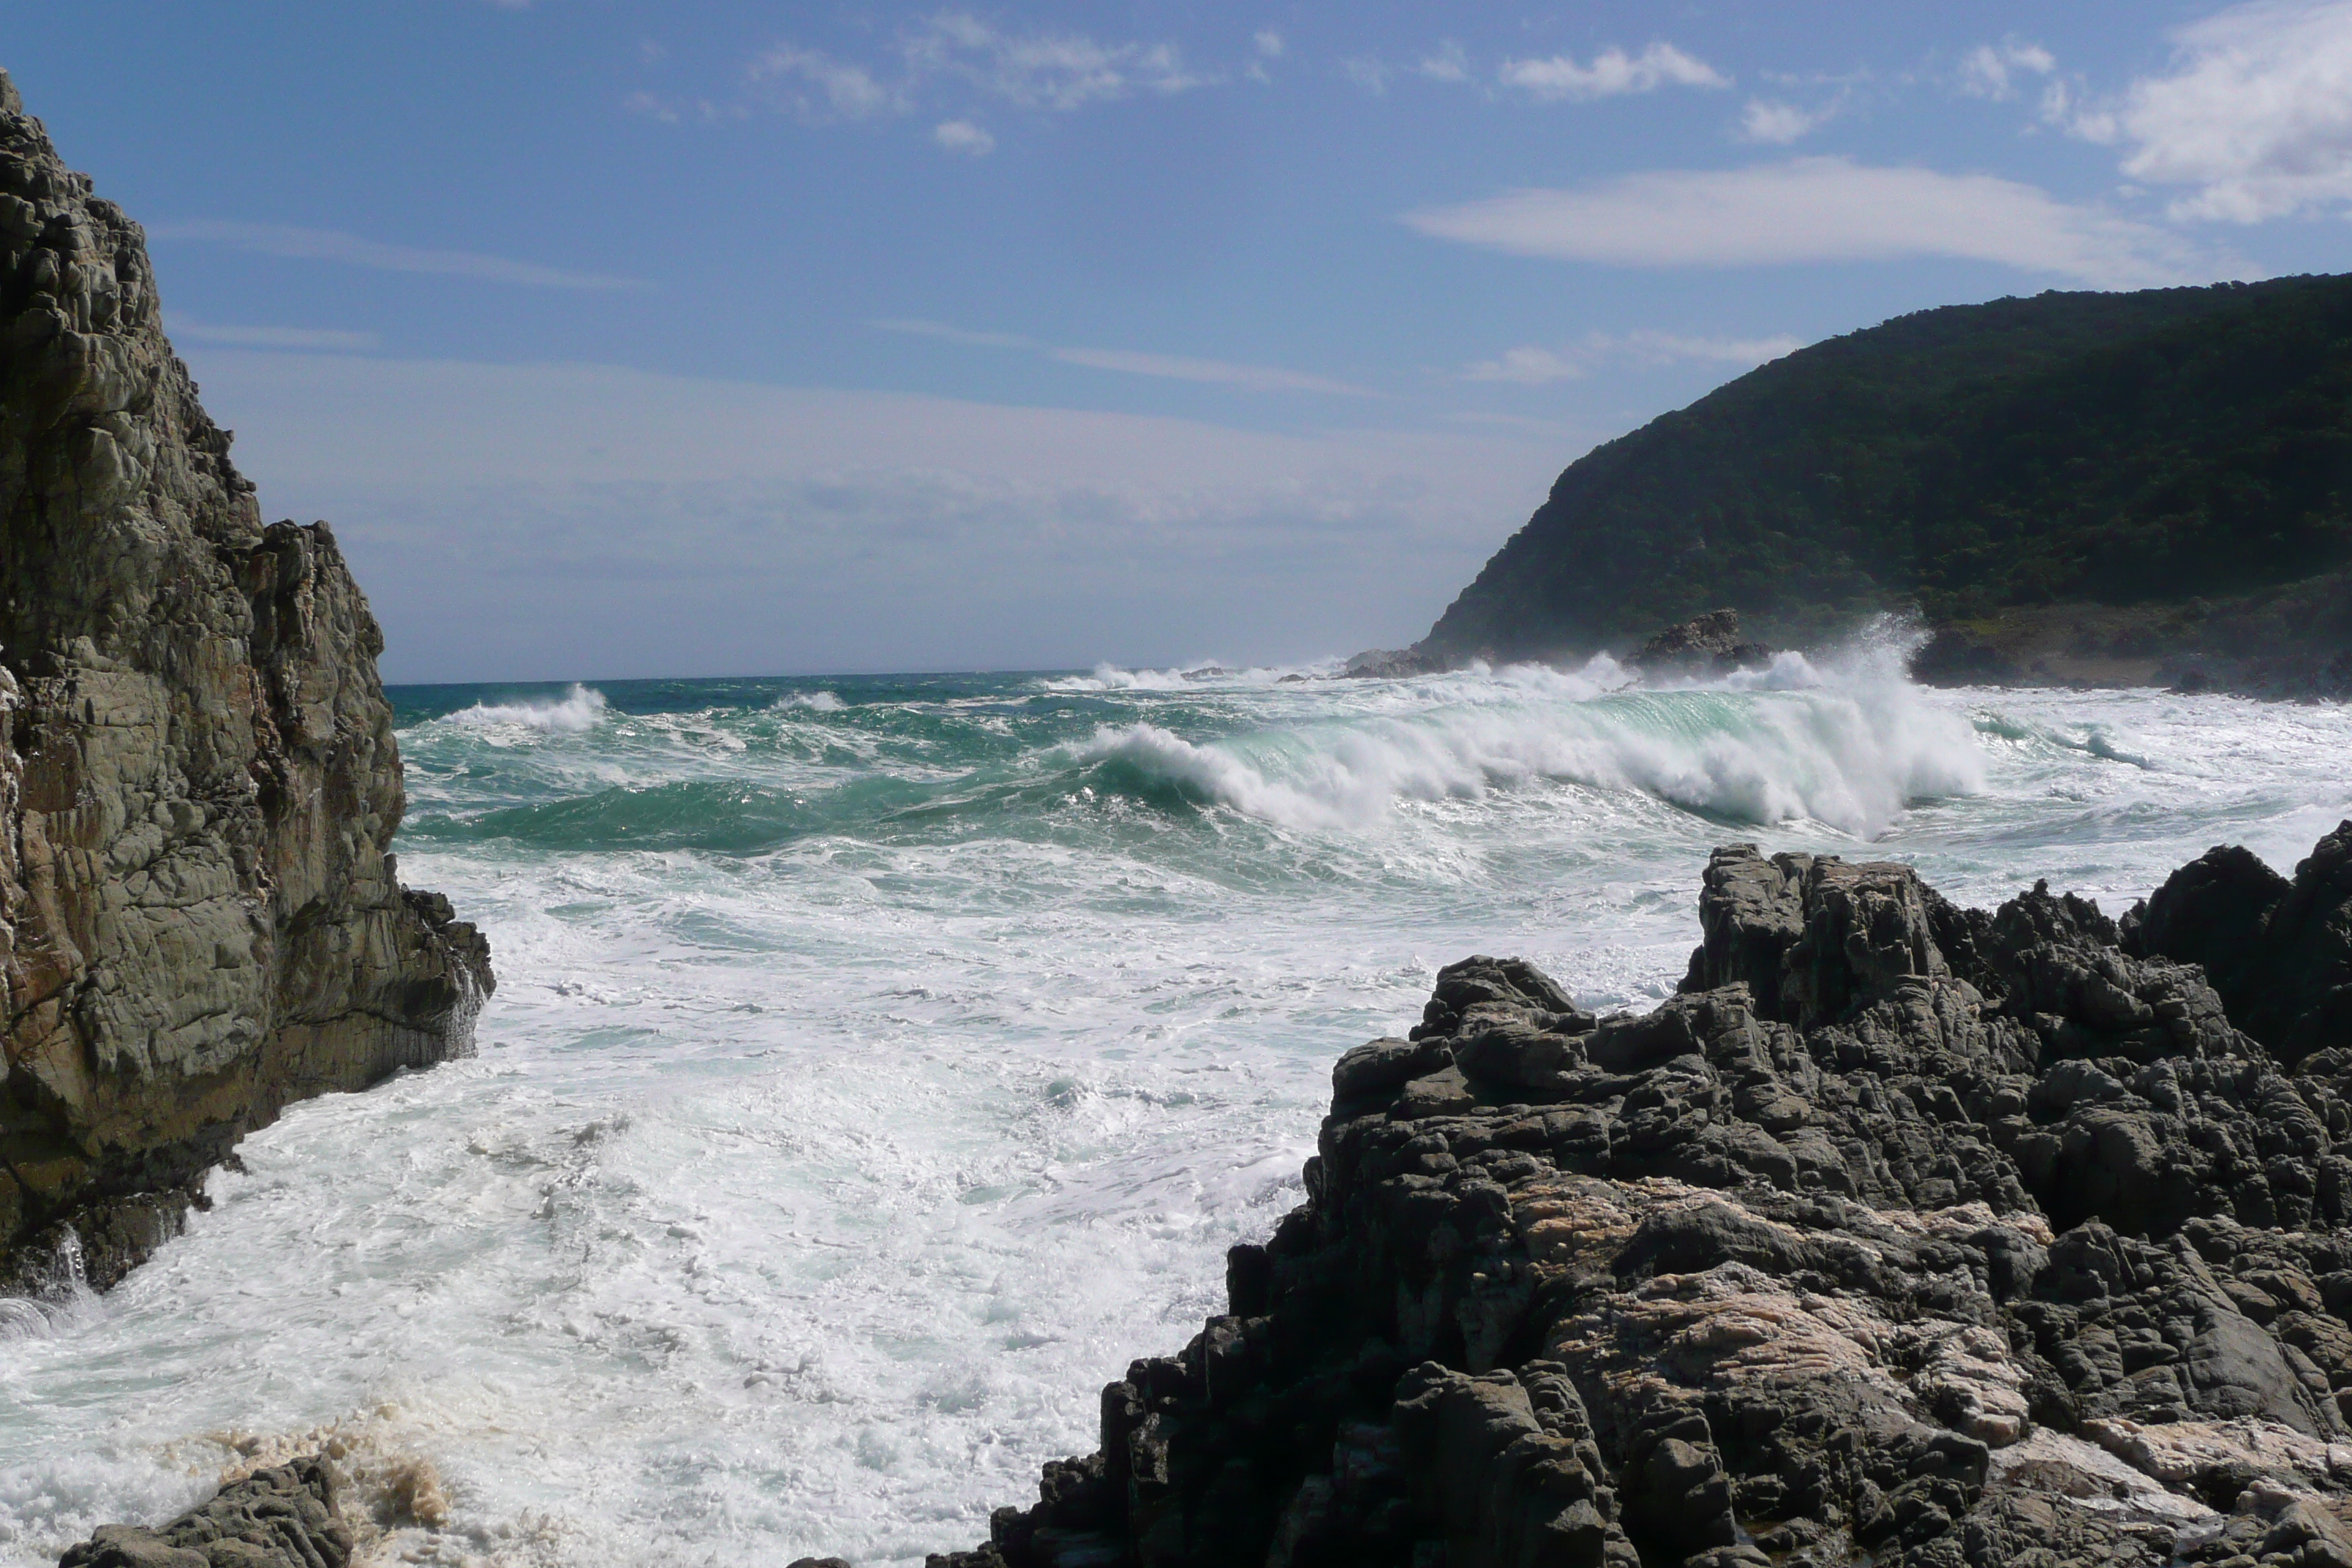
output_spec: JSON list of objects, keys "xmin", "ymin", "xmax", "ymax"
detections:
[{"xmin": 4, "ymin": 657, "xmax": 2349, "ymax": 1565}]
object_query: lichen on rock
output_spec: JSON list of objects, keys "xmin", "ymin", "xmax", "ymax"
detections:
[{"xmin": 0, "ymin": 65, "xmax": 491, "ymax": 1292}]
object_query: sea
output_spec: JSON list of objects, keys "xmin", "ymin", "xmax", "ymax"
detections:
[{"xmin": 4, "ymin": 628, "xmax": 2350, "ymax": 1566}]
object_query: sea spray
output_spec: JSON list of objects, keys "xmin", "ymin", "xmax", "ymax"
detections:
[
  {"xmin": 6, "ymin": 664, "xmax": 2350, "ymax": 1567},
  {"xmin": 1071, "ymin": 647, "xmax": 1980, "ymax": 837},
  {"xmin": 443, "ymin": 683, "xmax": 609, "ymax": 735}
]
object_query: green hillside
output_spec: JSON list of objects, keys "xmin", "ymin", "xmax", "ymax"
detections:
[{"xmin": 1420, "ymin": 276, "xmax": 2352, "ymax": 663}]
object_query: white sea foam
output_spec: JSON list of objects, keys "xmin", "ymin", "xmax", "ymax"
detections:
[
  {"xmin": 773, "ymin": 690, "xmax": 846, "ymax": 712},
  {"xmin": 1074, "ymin": 647, "xmax": 1983, "ymax": 837},
  {"xmin": 442, "ymin": 684, "xmax": 608, "ymax": 734},
  {"xmin": 6, "ymin": 665, "xmax": 2350, "ymax": 1567}
]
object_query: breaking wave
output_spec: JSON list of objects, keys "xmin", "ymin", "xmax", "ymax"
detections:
[
  {"xmin": 440, "ymin": 684, "xmax": 608, "ymax": 734},
  {"xmin": 1072, "ymin": 655, "xmax": 1983, "ymax": 838}
]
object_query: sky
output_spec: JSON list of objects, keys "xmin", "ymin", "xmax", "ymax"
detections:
[{"xmin": 7, "ymin": 1, "xmax": 2352, "ymax": 681}]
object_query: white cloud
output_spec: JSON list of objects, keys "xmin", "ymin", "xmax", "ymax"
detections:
[
  {"xmin": 2093, "ymin": 0, "xmax": 2352, "ymax": 221},
  {"xmin": 1254, "ymin": 31, "xmax": 1284, "ymax": 59},
  {"xmin": 749, "ymin": 44, "xmax": 899, "ymax": 120},
  {"xmin": 1420, "ymin": 42, "xmax": 1473, "ymax": 85},
  {"xmin": 182, "ymin": 351, "xmax": 1558, "ymax": 679},
  {"xmin": 1738, "ymin": 99, "xmax": 1826, "ymax": 144},
  {"xmin": 1341, "ymin": 56, "xmax": 1390, "ymax": 94},
  {"xmin": 1403, "ymin": 157, "xmax": 2218, "ymax": 288},
  {"xmin": 1049, "ymin": 348, "xmax": 1373, "ymax": 396},
  {"xmin": 904, "ymin": 14, "xmax": 1205, "ymax": 110},
  {"xmin": 933, "ymin": 119, "xmax": 995, "ymax": 155},
  {"xmin": 875, "ymin": 318, "xmax": 1371, "ymax": 395},
  {"xmin": 1618, "ymin": 330, "xmax": 1806, "ymax": 364},
  {"xmin": 147, "ymin": 222, "xmax": 645, "ymax": 290},
  {"xmin": 873, "ymin": 317, "xmax": 1034, "ymax": 349},
  {"xmin": 1462, "ymin": 331, "xmax": 1803, "ymax": 384},
  {"xmin": 1498, "ymin": 42, "xmax": 1728, "ymax": 102},
  {"xmin": 1462, "ymin": 347, "xmax": 1584, "ymax": 384},
  {"xmin": 168, "ymin": 320, "xmax": 382, "ymax": 353},
  {"xmin": 1957, "ymin": 39, "xmax": 2057, "ymax": 101}
]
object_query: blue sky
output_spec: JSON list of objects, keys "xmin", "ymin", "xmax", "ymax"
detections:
[{"xmin": 8, "ymin": 1, "xmax": 2351, "ymax": 680}]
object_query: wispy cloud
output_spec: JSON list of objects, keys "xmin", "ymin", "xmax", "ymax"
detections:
[
  {"xmin": 933, "ymin": 119, "xmax": 995, "ymax": 155},
  {"xmin": 1498, "ymin": 42, "xmax": 1728, "ymax": 102},
  {"xmin": 873, "ymin": 317, "xmax": 1033, "ymax": 349},
  {"xmin": 1404, "ymin": 157, "xmax": 2220, "ymax": 289},
  {"xmin": 1461, "ymin": 346, "xmax": 1585, "ymax": 385},
  {"xmin": 1463, "ymin": 331, "xmax": 1803, "ymax": 384},
  {"xmin": 1341, "ymin": 56, "xmax": 1391, "ymax": 94},
  {"xmin": 875, "ymin": 318, "xmax": 1373, "ymax": 395},
  {"xmin": 2078, "ymin": 0, "xmax": 2352, "ymax": 222},
  {"xmin": 167, "ymin": 319, "xmax": 382, "ymax": 353},
  {"xmin": 189, "ymin": 352, "xmax": 1556, "ymax": 679},
  {"xmin": 1050, "ymin": 348, "xmax": 1371, "ymax": 396},
  {"xmin": 1956, "ymin": 39, "xmax": 2057, "ymax": 101},
  {"xmin": 749, "ymin": 44, "xmax": 900, "ymax": 121},
  {"xmin": 1420, "ymin": 42, "xmax": 1473, "ymax": 85},
  {"xmin": 902, "ymin": 13, "xmax": 1207, "ymax": 110},
  {"xmin": 149, "ymin": 221, "xmax": 644, "ymax": 290},
  {"xmin": 1738, "ymin": 99, "xmax": 1831, "ymax": 145}
]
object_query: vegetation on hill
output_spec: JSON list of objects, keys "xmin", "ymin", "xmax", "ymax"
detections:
[{"xmin": 1420, "ymin": 276, "xmax": 2352, "ymax": 663}]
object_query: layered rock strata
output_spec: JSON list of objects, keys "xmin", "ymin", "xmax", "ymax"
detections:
[
  {"xmin": 0, "ymin": 67, "xmax": 491, "ymax": 1291},
  {"xmin": 931, "ymin": 828, "xmax": 2352, "ymax": 1567}
]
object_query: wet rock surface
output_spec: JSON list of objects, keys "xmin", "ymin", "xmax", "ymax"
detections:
[
  {"xmin": 58, "ymin": 1459, "xmax": 353, "ymax": 1568},
  {"xmin": 926, "ymin": 826, "xmax": 2352, "ymax": 1567},
  {"xmin": 0, "ymin": 67, "xmax": 491, "ymax": 1291}
]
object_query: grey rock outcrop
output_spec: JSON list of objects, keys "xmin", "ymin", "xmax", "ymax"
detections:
[
  {"xmin": 1631, "ymin": 610, "xmax": 1772, "ymax": 678},
  {"xmin": 0, "ymin": 67, "xmax": 491, "ymax": 1290},
  {"xmin": 924, "ymin": 832, "xmax": 2352, "ymax": 1568},
  {"xmin": 59, "ymin": 1458, "xmax": 352, "ymax": 1568}
]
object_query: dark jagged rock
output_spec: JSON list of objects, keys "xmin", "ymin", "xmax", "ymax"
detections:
[
  {"xmin": 921, "ymin": 831, "xmax": 2352, "ymax": 1568},
  {"xmin": 1631, "ymin": 611, "xmax": 1773, "ymax": 678},
  {"xmin": 58, "ymin": 1459, "xmax": 352, "ymax": 1568},
  {"xmin": 0, "ymin": 67, "xmax": 492, "ymax": 1291},
  {"xmin": 2130, "ymin": 824, "xmax": 2352, "ymax": 1066}
]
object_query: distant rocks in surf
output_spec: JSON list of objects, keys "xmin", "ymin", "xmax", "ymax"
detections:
[
  {"xmin": 1343, "ymin": 610, "xmax": 1775, "ymax": 684},
  {"xmin": 1341, "ymin": 647, "xmax": 1446, "ymax": 680},
  {"xmin": 1629, "ymin": 608, "xmax": 1774, "ymax": 679},
  {"xmin": 922, "ymin": 822, "xmax": 2352, "ymax": 1568}
]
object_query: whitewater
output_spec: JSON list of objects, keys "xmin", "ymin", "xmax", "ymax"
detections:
[{"xmin": 4, "ymin": 647, "xmax": 2350, "ymax": 1567}]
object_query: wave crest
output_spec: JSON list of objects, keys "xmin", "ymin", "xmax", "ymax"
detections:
[
  {"xmin": 442, "ymin": 684, "xmax": 608, "ymax": 735},
  {"xmin": 1073, "ymin": 656, "xmax": 1983, "ymax": 837}
]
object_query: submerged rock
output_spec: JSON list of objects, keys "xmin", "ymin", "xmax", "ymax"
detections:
[
  {"xmin": 922, "ymin": 826, "xmax": 2352, "ymax": 1568},
  {"xmin": 0, "ymin": 67, "xmax": 491, "ymax": 1290}
]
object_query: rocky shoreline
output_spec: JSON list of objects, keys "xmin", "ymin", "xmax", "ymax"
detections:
[
  {"xmin": 887, "ymin": 825, "xmax": 2352, "ymax": 1568},
  {"xmin": 72, "ymin": 826, "xmax": 2352, "ymax": 1568},
  {"xmin": 0, "ymin": 67, "xmax": 492, "ymax": 1295}
]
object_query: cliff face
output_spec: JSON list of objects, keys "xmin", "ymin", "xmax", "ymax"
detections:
[
  {"xmin": 932, "ymin": 828, "xmax": 2352, "ymax": 1568},
  {"xmin": 0, "ymin": 68, "xmax": 491, "ymax": 1290}
]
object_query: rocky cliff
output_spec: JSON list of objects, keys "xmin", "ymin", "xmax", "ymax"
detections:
[
  {"xmin": 0, "ymin": 67, "xmax": 491, "ymax": 1292},
  {"xmin": 923, "ymin": 825, "xmax": 2352, "ymax": 1568}
]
